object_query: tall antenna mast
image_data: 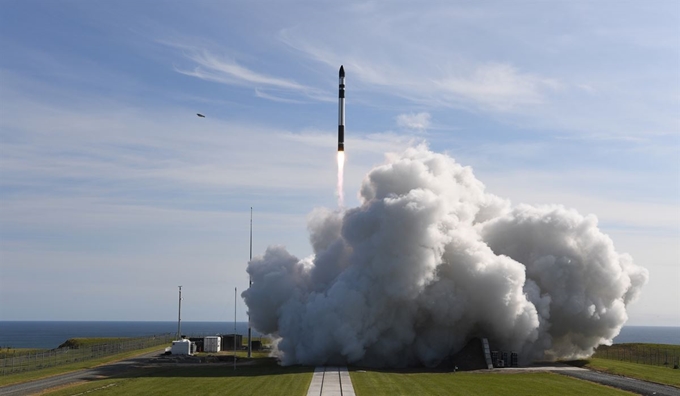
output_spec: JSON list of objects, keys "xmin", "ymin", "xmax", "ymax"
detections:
[
  {"xmin": 248, "ymin": 207, "xmax": 253, "ymax": 358},
  {"xmin": 177, "ymin": 286, "xmax": 182, "ymax": 340}
]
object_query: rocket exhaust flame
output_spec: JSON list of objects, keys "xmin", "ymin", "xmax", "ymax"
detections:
[{"xmin": 337, "ymin": 151, "xmax": 345, "ymax": 208}]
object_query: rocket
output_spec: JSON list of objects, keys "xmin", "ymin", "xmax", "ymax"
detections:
[{"xmin": 338, "ymin": 65, "xmax": 345, "ymax": 152}]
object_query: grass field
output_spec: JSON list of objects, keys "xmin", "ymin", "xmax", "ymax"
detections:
[
  {"xmin": 350, "ymin": 370, "xmax": 633, "ymax": 396},
  {"xmin": 0, "ymin": 348, "xmax": 45, "ymax": 358},
  {"xmin": 45, "ymin": 359, "xmax": 313, "ymax": 396},
  {"xmin": 58, "ymin": 338, "xmax": 131, "ymax": 349},
  {"xmin": 0, "ymin": 336, "xmax": 173, "ymax": 379},
  {"xmin": 594, "ymin": 343, "xmax": 680, "ymax": 367},
  {"xmin": 7, "ymin": 342, "xmax": 678, "ymax": 395},
  {"xmin": 568, "ymin": 358, "xmax": 680, "ymax": 388},
  {"xmin": 0, "ymin": 344, "xmax": 169, "ymax": 387},
  {"xmin": 46, "ymin": 364, "xmax": 636, "ymax": 396}
]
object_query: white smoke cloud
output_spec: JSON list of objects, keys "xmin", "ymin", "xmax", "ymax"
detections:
[{"xmin": 242, "ymin": 145, "xmax": 648, "ymax": 367}]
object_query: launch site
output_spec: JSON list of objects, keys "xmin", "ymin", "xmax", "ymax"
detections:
[{"xmin": 0, "ymin": 1, "xmax": 678, "ymax": 395}]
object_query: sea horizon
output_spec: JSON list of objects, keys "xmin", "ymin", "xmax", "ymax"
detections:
[{"xmin": 0, "ymin": 321, "xmax": 677, "ymax": 350}]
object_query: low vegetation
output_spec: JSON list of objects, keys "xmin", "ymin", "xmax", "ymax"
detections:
[
  {"xmin": 568, "ymin": 358, "xmax": 680, "ymax": 388},
  {"xmin": 0, "ymin": 348, "xmax": 46, "ymax": 358},
  {"xmin": 58, "ymin": 338, "xmax": 130, "ymax": 349},
  {"xmin": 561, "ymin": 342, "xmax": 680, "ymax": 388},
  {"xmin": 593, "ymin": 343, "xmax": 680, "ymax": 367},
  {"xmin": 0, "ymin": 344, "xmax": 168, "ymax": 387}
]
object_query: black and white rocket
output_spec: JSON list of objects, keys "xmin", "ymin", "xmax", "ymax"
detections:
[{"xmin": 338, "ymin": 65, "xmax": 345, "ymax": 152}]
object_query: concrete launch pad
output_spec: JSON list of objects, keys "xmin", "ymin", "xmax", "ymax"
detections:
[{"xmin": 306, "ymin": 366, "xmax": 356, "ymax": 396}]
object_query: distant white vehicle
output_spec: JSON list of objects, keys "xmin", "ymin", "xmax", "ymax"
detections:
[{"xmin": 171, "ymin": 339, "xmax": 193, "ymax": 355}]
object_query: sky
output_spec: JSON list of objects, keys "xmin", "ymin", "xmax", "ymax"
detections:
[{"xmin": 0, "ymin": 1, "xmax": 678, "ymax": 326}]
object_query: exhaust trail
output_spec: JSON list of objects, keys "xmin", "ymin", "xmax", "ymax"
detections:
[{"xmin": 337, "ymin": 151, "xmax": 345, "ymax": 207}]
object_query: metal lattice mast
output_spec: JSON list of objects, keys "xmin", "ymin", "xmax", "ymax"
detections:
[{"xmin": 247, "ymin": 207, "xmax": 253, "ymax": 358}]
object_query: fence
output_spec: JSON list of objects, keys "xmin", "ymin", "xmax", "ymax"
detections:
[
  {"xmin": 594, "ymin": 344, "xmax": 680, "ymax": 368},
  {"xmin": 1, "ymin": 334, "xmax": 174, "ymax": 376}
]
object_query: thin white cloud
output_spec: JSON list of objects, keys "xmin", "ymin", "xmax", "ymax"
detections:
[
  {"xmin": 273, "ymin": 2, "xmax": 677, "ymax": 140},
  {"xmin": 279, "ymin": 29, "xmax": 561, "ymax": 112},
  {"xmin": 177, "ymin": 50, "xmax": 305, "ymax": 90},
  {"xmin": 254, "ymin": 88, "xmax": 306, "ymax": 104},
  {"xmin": 577, "ymin": 83, "xmax": 596, "ymax": 94},
  {"xmin": 433, "ymin": 63, "xmax": 562, "ymax": 111},
  {"xmin": 479, "ymin": 170, "xmax": 680, "ymax": 232},
  {"xmin": 160, "ymin": 40, "xmax": 333, "ymax": 102},
  {"xmin": 396, "ymin": 112, "xmax": 431, "ymax": 131}
]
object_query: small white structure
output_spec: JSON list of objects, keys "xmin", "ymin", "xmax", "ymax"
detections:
[
  {"xmin": 204, "ymin": 336, "xmax": 221, "ymax": 353},
  {"xmin": 171, "ymin": 339, "xmax": 193, "ymax": 355}
]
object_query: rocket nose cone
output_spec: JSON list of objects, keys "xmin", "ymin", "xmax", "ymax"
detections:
[{"xmin": 339, "ymin": 65, "xmax": 345, "ymax": 78}]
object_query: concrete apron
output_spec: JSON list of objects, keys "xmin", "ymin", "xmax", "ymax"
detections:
[{"xmin": 307, "ymin": 366, "xmax": 356, "ymax": 396}]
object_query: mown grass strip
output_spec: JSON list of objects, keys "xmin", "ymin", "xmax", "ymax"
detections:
[
  {"xmin": 45, "ymin": 359, "xmax": 314, "ymax": 396},
  {"xmin": 350, "ymin": 370, "xmax": 633, "ymax": 396}
]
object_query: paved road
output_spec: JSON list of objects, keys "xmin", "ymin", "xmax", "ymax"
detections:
[
  {"xmin": 0, "ymin": 349, "xmax": 163, "ymax": 396},
  {"xmin": 555, "ymin": 369, "xmax": 680, "ymax": 396}
]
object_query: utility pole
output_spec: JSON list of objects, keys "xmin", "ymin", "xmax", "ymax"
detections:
[
  {"xmin": 177, "ymin": 286, "xmax": 182, "ymax": 340},
  {"xmin": 248, "ymin": 207, "xmax": 252, "ymax": 358},
  {"xmin": 234, "ymin": 287, "xmax": 237, "ymax": 371}
]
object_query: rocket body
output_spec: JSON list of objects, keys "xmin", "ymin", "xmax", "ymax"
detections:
[{"xmin": 338, "ymin": 65, "xmax": 345, "ymax": 152}]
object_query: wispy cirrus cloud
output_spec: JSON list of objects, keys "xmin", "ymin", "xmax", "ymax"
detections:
[
  {"xmin": 272, "ymin": 2, "xmax": 677, "ymax": 140},
  {"xmin": 170, "ymin": 45, "xmax": 332, "ymax": 102},
  {"xmin": 177, "ymin": 50, "xmax": 304, "ymax": 90},
  {"xmin": 254, "ymin": 88, "xmax": 306, "ymax": 104},
  {"xmin": 278, "ymin": 29, "xmax": 561, "ymax": 112},
  {"xmin": 432, "ymin": 63, "xmax": 562, "ymax": 111}
]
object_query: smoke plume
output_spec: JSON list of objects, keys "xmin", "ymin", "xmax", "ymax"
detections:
[{"xmin": 243, "ymin": 145, "xmax": 647, "ymax": 367}]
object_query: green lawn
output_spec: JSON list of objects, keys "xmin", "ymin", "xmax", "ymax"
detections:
[
  {"xmin": 54, "ymin": 362, "xmax": 630, "ymax": 396},
  {"xmin": 569, "ymin": 358, "xmax": 680, "ymax": 388},
  {"xmin": 350, "ymin": 370, "xmax": 634, "ymax": 396},
  {"xmin": 46, "ymin": 359, "xmax": 313, "ymax": 396},
  {"xmin": 26, "ymin": 358, "xmax": 663, "ymax": 396}
]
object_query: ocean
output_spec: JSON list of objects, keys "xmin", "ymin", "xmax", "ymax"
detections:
[
  {"xmin": 0, "ymin": 321, "xmax": 262, "ymax": 349},
  {"xmin": 0, "ymin": 322, "xmax": 677, "ymax": 350}
]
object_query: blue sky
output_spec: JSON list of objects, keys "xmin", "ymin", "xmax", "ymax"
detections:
[{"xmin": 0, "ymin": 1, "xmax": 678, "ymax": 326}]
